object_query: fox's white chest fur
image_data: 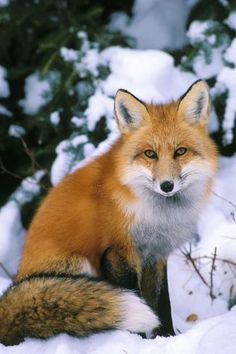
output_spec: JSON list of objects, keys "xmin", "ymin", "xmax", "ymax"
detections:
[{"xmin": 130, "ymin": 187, "xmax": 203, "ymax": 264}]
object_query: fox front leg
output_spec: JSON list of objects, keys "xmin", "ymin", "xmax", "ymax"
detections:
[
  {"xmin": 141, "ymin": 259, "xmax": 174, "ymax": 336},
  {"xmin": 100, "ymin": 246, "xmax": 164, "ymax": 338},
  {"xmin": 100, "ymin": 245, "xmax": 141, "ymax": 292}
]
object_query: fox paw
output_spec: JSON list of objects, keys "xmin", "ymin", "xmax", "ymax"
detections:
[{"xmin": 119, "ymin": 291, "xmax": 160, "ymax": 336}]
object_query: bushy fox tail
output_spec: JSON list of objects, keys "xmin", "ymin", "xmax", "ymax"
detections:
[{"xmin": 0, "ymin": 273, "xmax": 159, "ymax": 346}]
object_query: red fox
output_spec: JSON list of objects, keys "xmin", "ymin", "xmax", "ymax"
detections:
[{"xmin": 0, "ymin": 80, "xmax": 218, "ymax": 346}]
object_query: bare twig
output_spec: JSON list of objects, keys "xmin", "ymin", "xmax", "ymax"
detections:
[
  {"xmin": 230, "ymin": 211, "xmax": 236, "ymax": 222},
  {"xmin": 0, "ymin": 158, "xmax": 49, "ymax": 191},
  {"xmin": 181, "ymin": 244, "xmax": 236, "ymax": 304},
  {"xmin": 0, "ymin": 262, "xmax": 13, "ymax": 280},
  {"xmin": 197, "ymin": 255, "xmax": 236, "ymax": 267},
  {"xmin": 0, "ymin": 158, "xmax": 23, "ymax": 181},
  {"xmin": 1, "ymin": 137, "xmax": 50, "ymax": 191},
  {"xmin": 209, "ymin": 247, "xmax": 217, "ymax": 300},
  {"xmin": 20, "ymin": 137, "xmax": 48, "ymax": 174},
  {"xmin": 213, "ymin": 191, "xmax": 236, "ymax": 209},
  {"xmin": 181, "ymin": 246, "xmax": 209, "ymax": 288}
]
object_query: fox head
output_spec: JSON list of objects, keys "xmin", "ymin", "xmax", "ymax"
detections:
[{"xmin": 114, "ymin": 80, "xmax": 218, "ymax": 199}]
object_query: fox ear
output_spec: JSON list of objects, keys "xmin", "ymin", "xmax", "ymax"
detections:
[
  {"xmin": 114, "ymin": 89, "xmax": 149, "ymax": 134},
  {"xmin": 178, "ymin": 80, "xmax": 210, "ymax": 127}
]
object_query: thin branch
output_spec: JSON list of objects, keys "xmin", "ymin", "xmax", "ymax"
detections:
[
  {"xmin": 209, "ymin": 247, "xmax": 217, "ymax": 300},
  {"xmin": 0, "ymin": 262, "xmax": 14, "ymax": 280},
  {"xmin": 1, "ymin": 139, "xmax": 50, "ymax": 191},
  {"xmin": 197, "ymin": 255, "xmax": 236, "ymax": 267},
  {"xmin": 20, "ymin": 137, "xmax": 48, "ymax": 174},
  {"xmin": 0, "ymin": 158, "xmax": 49, "ymax": 191},
  {"xmin": 0, "ymin": 158, "xmax": 23, "ymax": 181},
  {"xmin": 230, "ymin": 211, "xmax": 236, "ymax": 222},
  {"xmin": 181, "ymin": 246, "xmax": 209, "ymax": 288},
  {"xmin": 213, "ymin": 191, "xmax": 236, "ymax": 209}
]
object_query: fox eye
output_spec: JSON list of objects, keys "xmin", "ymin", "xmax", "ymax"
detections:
[
  {"xmin": 175, "ymin": 147, "xmax": 187, "ymax": 157},
  {"xmin": 144, "ymin": 149, "xmax": 157, "ymax": 159}
]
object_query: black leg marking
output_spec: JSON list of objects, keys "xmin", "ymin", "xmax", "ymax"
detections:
[
  {"xmin": 141, "ymin": 260, "xmax": 174, "ymax": 337},
  {"xmin": 101, "ymin": 247, "xmax": 139, "ymax": 292},
  {"xmin": 156, "ymin": 263, "xmax": 175, "ymax": 336}
]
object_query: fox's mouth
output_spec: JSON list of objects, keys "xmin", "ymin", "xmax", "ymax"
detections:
[{"xmin": 156, "ymin": 190, "xmax": 178, "ymax": 198}]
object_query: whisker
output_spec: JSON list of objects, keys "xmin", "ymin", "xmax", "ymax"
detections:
[{"xmin": 180, "ymin": 169, "xmax": 212, "ymax": 183}]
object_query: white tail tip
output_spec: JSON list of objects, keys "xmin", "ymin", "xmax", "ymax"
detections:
[{"xmin": 119, "ymin": 291, "xmax": 160, "ymax": 336}]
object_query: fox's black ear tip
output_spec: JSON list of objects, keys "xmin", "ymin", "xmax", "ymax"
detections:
[
  {"xmin": 192, "ymin": 79, "xmax": 209, "ymax": 90},
  {"xmin": 114, "ymin": 89, "xmax": 148, "ymax": 134},
  {"xmin": 116, "ymin": 88, "xmax": 131, "ymax": 94},
  {"xmin": 115, "ymin": 89, "xmax": 133, "ymax": 100},
  {"xmin": 178, "ymin": 79, "xmax": 210, "ymax": 125}
]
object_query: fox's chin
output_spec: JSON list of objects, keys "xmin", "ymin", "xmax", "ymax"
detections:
[
  {"xmin": 151, "ymin": 187, "xmax": 179, "ymax": 198},
  {"xmin": 157, "ymin": 191, "xmax": 177, "ymax": 198}
]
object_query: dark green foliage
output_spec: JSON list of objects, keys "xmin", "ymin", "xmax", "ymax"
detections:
[
  {"xmin": 0, "ymin": 0, "xmax": 133, "ymax": 210},
  {"xmin": 172, "ymin": 0, "xmax": 236, "ymax": 154}
]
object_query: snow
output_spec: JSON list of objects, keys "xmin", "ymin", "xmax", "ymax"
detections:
[
  {"xmin": 11, "ymin": 170, "xmax": 45, "ymax": 206},
  {"xmin": 0, "ymin": 201, "xmax": 25, "ymax": 278},
  {"xmin": 71, "ymin": 116, "xmax": 84, "ymax": 128},
  {"xmin": 225, "ymin": 11, "xmax": 236, "ymax": 30},
  {"xmin": 8, "ymin": 125, "xmax": 26, "ymax": 138},
  {"xmin": 77, "ymin": 31, "xmax": 90, "ymax": 53},
  {"xmin": 224, "ymin": 38, "xmax": 236, "ymax": 66},
  {"xmin": 186, "ymin": 21, "xmax": 225, "ymax": 79},
  {"xmin": 50, "ymin": 139, "xmax": 75, "ymax": 185},
  {"xmin": 78, "ymin": 48, "xmax": 100, "ymax": 77},
  {"xmin": 187, "ymin": 20, "xmax": 209, "ymax": 43},
  {"xmin": 20, "ymin": 73, "xmax": 51, "ymax": 115},
  {"xmin": 71, "ymin": 135, "xmax": 88, "ymax": 148},
  {"xmin": 0, "ymin": 306, "xmax": 235, "ymax": 353},
  {"xmin": 0, "ymin": 66, "xmax": 10, "ymax": 98},
  {"xmin": 0, "ymin": 170, "xmax": 45, "ymax": 277},
  {"xmin": 50, "ymin": 111, "xmax": 60, "ymax": 126},
  {"xmin": 85, "ymin": 91, "xmax": 114, "ymax": 131},
  {"xmin": 216, "ymin": 67, "xmax": 236, "ymax": 144},
  {"xmin": 169, "ymin": 155, "xmax": 236, "ymax": 334},
  {"xmin": 0, "ymin": 105, "xmax": 12, "ymax": 117},
  {"xmin": 109, "ymin": 0, "xmax": 191, "ymax": 50},
  {"xmin": 191, "ymin": 47, "xmax": 224, "ymax": 79},
  {"xmin": 219, "ymin": 0, "xmax": 230, "ymax": 7},
  {"xmin": 0, "ymin": 0, "xmax": 9, "ymax": 7},
  {"xmin": 186, "ymin": 17, "xmax": 236, "ymax": 144},
  {"xmin": 60, "ymin": 47, "xmax": 79, "ymax": 62},
  {"xmin": 100, "ymin": 47, "xmax": 196, "ymax": 103}
]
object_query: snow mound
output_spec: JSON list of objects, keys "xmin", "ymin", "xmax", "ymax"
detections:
[{"xmin": 0, "ymin": 308, "xmax": 235, "ymax": 353}]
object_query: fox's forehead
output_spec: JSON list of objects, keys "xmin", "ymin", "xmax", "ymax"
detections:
[
  {"xmin": 121, "ymin": 99, "xmax": 211, "ymax": 156},
  {"xmin": 142, "ymin": 102, "xmax": 196, "ymax": 147},
  {"xmin": 146, "ymin": 101, "xmax": 179, "ymax": 125},
  {"xmin": 147, "ymin": 103, "xmax": 182, "ymax": 135}
]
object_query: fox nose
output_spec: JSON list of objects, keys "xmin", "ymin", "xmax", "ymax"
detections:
[{"xmin": 160, "ymin": 180, "xmax": 174, "ymax": 193}]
